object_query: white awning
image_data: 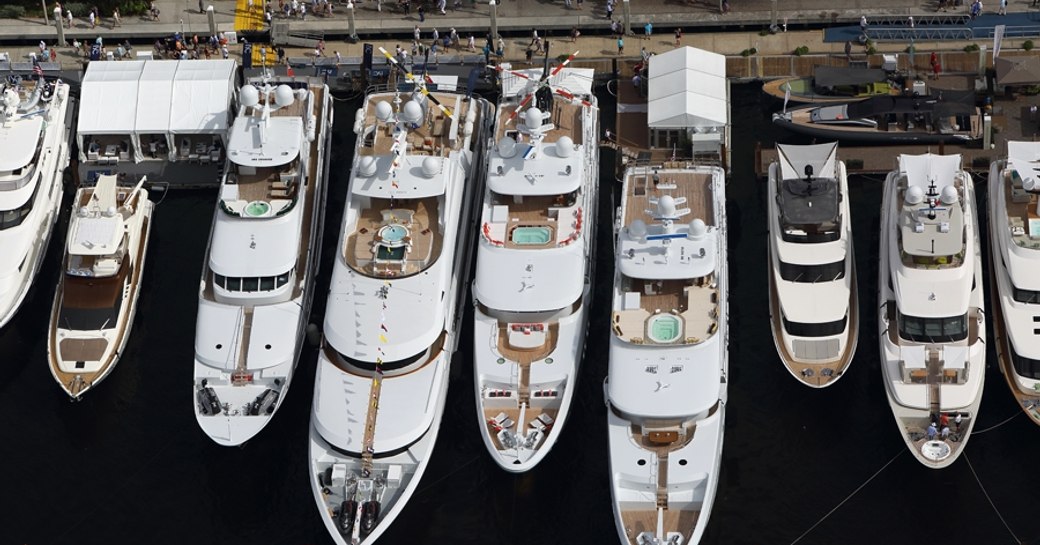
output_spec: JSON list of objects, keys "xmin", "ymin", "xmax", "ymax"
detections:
[
  {"xmin": 647, "ymin": 47, "xmax": 728, "ymax": 128},
  {"xmin": 169, "ymin": 60, "xmax": 237, "ymax": 134},
  {"xmin": 134, "ymin": 61, "xmax": 179, "ymax": 134},
  {"xmin": 78, "ymin": 61, "xmax": 146, "ymax": 135}
]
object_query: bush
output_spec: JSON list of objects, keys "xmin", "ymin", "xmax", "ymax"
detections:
[
  {"xmin": 866, "ymin": 45, "xmax": 877, "ymax": 55},
  {"xmin": 0, "ymin": 5, "xmax": 26, "ymax": 18},
  {"xmin": 793, "ymin": 46, "xmax": 809, "ymax": 56},
  {"xmin": 1025, "ymin": 40, "xmax": 1035, "ymax": 51},
  {"xmin": 740, "ymin": 47, "xmax": 757, "ymax": 57},
  {"xmin": 759, "ymin": 29, "xmax": 771, "ymax": 36},
  {"xmin": 964, "ymin": 43, "xmax": 980, "ymax": 53},
  {"xmin": 62, "ymin": 2, "xmax": 89, "ymax": 17}
]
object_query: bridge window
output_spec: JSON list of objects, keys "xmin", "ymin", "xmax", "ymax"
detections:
[
  {"xmin": 898, "ymin": 312, "xmax": 967, "ymax": 343},
  {"xmin": 778, "ymin": 259, "xmax": 845, "ymax": 283}
]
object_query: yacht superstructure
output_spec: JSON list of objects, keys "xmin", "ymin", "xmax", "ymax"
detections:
[
  {"xmin": 0, "ymin": 77, "xmax": 72, "ymax": 328},
  {"xmin": 193, "ymin": 74, "xmax": 333, "ymax": 446},
  {"xmin": 309, "ymin": 74, "xmax": 490, "ymax": 544},
  {"xmin": 471, "ymin": 63, "xmax": 599, "ymax": 471},
  {"xmin": 988, "ymin": 141, "xmax": 1040, "ymax": 426},
  {"xmin": 607, "ymin": 164, "xmax": 728, "ymax": 545},
  {"xmin": 878, "ymin": 153, "xmax": 985, "ymax": 468},
  {"xmin": 48, "ymin": 174, "xmax": 153, "ymax": 398},
  {"xmin": 767, "ymin": 143, "xmax": 858, "ymax": 387}
]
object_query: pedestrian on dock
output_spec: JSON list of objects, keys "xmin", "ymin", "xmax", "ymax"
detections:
[
  {"xmin": 576, "ymin": 0, "xmax": 583, "ymax": 9},
  {"xmin": 414, "ymin": 25, "xmax": 421, "ymax": 44},
  {"xmin": 999, "ymin": 0, "xmax": 1007, "ymax": 15},
  {"xmin": 674, "ymin": 27, "xmax": 682, "ymax": 46},
  {"xmin": 432, "ymin": 27, "xmax": 439, "ymax": 45},
  {"xmin": 844, "ymin": 40, "xmax": 852, "ymax": 61},
  {"xmin": 66, "ymin": 8, "xmax": 73, "ymax": 28},
  {"xmin": 617, "ymin": 36, "xmax": 624, "ymax": 55},
  {"xmin": 468, "ymin": 35, "xmax": 476, "ymax": 52},
  {"xmin": 335, "ymin": 51, "xmax": 342, "ymax": 64},
  {"xmin": 644, "ymin": 21, "xmax": 653, "ymax": 40},
  {"xmin": 606, "ymin": 0, "xmax": 614, "ymax": 19},
  {"xmin": 437, "ymin": 0, "xmax": 446, "ymax": 14},
  {"xmin": 611, "ymin": 19, "xmax": 620, "ymax": 36},
  {"xmin": 418, "ymin": 4, "xmax": 425, "ymax": 22},
  {"xmin": 571, "ymin": 26, "xmax": 581, "ymax": 42},
  {"xmin": 88, "ymin": 10, "xmax": 96, "ymax": 28},
  {"xmin": 721, "ymin": 0, "xmax": 729, "ymax": 13},
  {"xmin": 112, "ymin": 7, "xmax": 120, "ymax": 27}
]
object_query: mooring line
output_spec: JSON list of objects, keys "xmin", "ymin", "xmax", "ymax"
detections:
[
  {"xmin": 789, "ymin": 449, "xmax": 904, "ymax": 545},
  {"xmin": 963, "ymin": 452, "xmax": 1022, "ymax": 544}
]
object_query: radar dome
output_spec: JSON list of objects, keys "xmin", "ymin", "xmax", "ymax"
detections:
[
  {"xmin": 497, "ymin": 136, "xmax": 518, "ymax": 158},
  {"xmin": 555, "ymin": 136, "xmax": 574, "ymax": 158},
  {"xmin": 2, "ymin": 88, "xmax": 18, "ymax": 110},
  {"xmin": 359, "ymin": 156, "xmax": 378, "ymax": 177},
  {"xmin": 628, "ymin": 219, "xmax": 647, "ymax": 239},
  {"xmin": 940, "ymin": 185, "xmax": 959, "ymax": 205},
  {"xmin": 422, "ymin": 156, "xmax": 441, "ymax": 178},
  {"xmin": 375, "ymin": 101, "xmax": 394, "ymax": 123},
  {"xmin": 657, "ymin": 195, "xmax": 677, "ymax": 217},
  {"xmin": 240, "ymin": 85, "xmax": 259, "ymax": 107},
  {"xmin": 1025, "ymin": 177, "xmax": 1038, "ymax": 192},
  {"xmin": 905, "ymin": 185, "xmax": 925, "ymax": 205},
  {"xmin": 401, "ymin": 100, "xmax": 424, "ymax": 125},
  {"xmin": 523, "ymin": 107, "xmax": 543, "ymax": 129},
  {"xmin": 104, "ymin": 206, "xmax": 118, "ymax": 218},
  {"xmin": 274, "ymin": 84, "xmax": 295, "ymax": 107},
  {"xmin": 688, "ymin": 218, "xmax": 707, "ymax": 239}
]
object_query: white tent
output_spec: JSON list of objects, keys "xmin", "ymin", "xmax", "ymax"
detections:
[
  {"xmin": 78, "ymin": 61, "xmax": 146, "ymax": 136},
  {"xmin": 77, "ymin": 59, "xmax": 236, "ymax": 163},
  {"xmin": 647, "ymin": 47, "xmax": 728, "ymax": 129}
]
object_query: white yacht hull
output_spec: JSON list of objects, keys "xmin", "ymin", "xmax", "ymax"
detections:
[
  {"xmin": 0, "ymin": 81, "xmax": 72, "ymax": 329},
  {"xmin": 877, "ymin": 160, "xmax": 985, "ymax": 469},
  {"xmin": 48, "ymin": 191, "xmax": 153, "ymax": 399},
  {"xmin": 308, "ymin": 351, "xmax": 451, "ymax": 545}
]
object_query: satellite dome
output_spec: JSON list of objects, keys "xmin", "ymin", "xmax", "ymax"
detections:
[
  {"xmin": 401, "ymin": 100, "xmax": 424, "ymax": 125},
  {"xmin": 103, "ymin": 206, "xmax": 118, "ymax": 218},
  {"xmin": 905, "ymin": 185, "xmax": 925, "ymax": 205},
  {"xmin": 2, "ymin": 88, "xmax": 19, "ymax": 110},
  {"xmin": 359, "ymin": 156, "xmax": 378, "ymax": 177},
  {"xmin": 77, "ymin": 206, "xmax": 89, "ymax": 218},
  {"xmin": 524, "ymin": 107, "xmax": 543, "ymax": 129},
  {"xmin": 657, "ymin": 195, "xmax": 677, "ymax": 217},
  {"xmin": 940, "ymin": 185, "xmax": 959, "ymax": 205},
  {"xmin": 497, "ymin": 136, "xmax": 518, "ymax": 159},
  {"xmin": 628, "ymin": 219, "xmax": 647, "ymax": 239},
  {"xmin": 555, "ymin": 136, "xmax": 574, "ymax": 158},
  {"xmin": 375, "ymin": 101, "xmax": 394, "ymax": 122},
  {"xmin": 274, "ymin": 84, "xmax": 295, "ymax": 107},
  {"xmin": 240, "ymin": 85, "xmax": 259, "ymax": 107},
  {"xmin": 688, "ymin": 218, "xmax": 707, "ymax": 239},
  {"xmin": 422, "ymin": 156, "xmax": 441, "ymax": 178},
  {"xmin": 1025, "ymin": 177, "xmax": 1038, "ymax": 192}
]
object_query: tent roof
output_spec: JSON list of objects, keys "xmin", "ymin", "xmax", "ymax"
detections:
[
  {"xmin": 647, "ymin": 47, "xmax": 728, "ymax": 128},
  {"xmin": 78, "ymin": 60, "xmax": 236, "ymax": 136},
  {"xmin": 995, "ymin": 55, "xmax": 1040, "ymax": 86},
  {"xmin": 78, "ymin": 61, "xmax": 146, "ymax": 135}
]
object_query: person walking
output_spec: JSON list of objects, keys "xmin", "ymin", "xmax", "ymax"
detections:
[
  {"xmin": 617, "ymin": 35, "xmax": 624, "ymax": 55},
  {"xmin": 606, "ymin": 0, "xmax": 614, "ymax": 19},
  {"xmin": 199, "ymin": 0, "xmax": 205, "ymax": 13},
  {"xmin": 414, "ymin": 25, "xmax": 421, "ymax": 44},
  {"xmin": 437, "ymin": 0, "xmax": 446, "ymax": 14},
  {"xmin": 844, "ymin": 40, "xmax": 852, "ymax": 61},
  {"xmin": 999, "ymin": 0, "xmax": 1007, "ymax": 15},
  {"xmin": 468, "ymin": 35, "xmax": 476, "ymax": 52},
  {"xmin": 643, "ymin": 21, "xmax": 653, "ymax": 41},
  {"xmin": 432, "ymin": 27, "xmax": 439, "ymax": 45},
  {"xmin": 418, "ymin": 4, "xmax": 425, "ymax": 22},
  {"xmin": 335, "ymin": 51, "xmax": 342, "ymax": 64},
  {"xmin": 66, "ymin": 8, "xmax": 74, "ymax": 28},
  {"xmin": 88, "ymin": 10, "xmax": 96, "ymax": 28},
  {"xmin": 564, "ymin": 0, "xmax": 572, "ymax": 8},
  {"xmin": 112, "ymin": 7, "xmax": 120, "ymax": 27},
  {"xmin": 674, "ymin": 27, "xmax": 682, "ymax": 46},
  {"xmin": 860, "ymin": 15, "xmax": 868, "ymax": 35},
  {"xmin": 570, "ymin": 26, "xmax": 580, "ymax": 42}
]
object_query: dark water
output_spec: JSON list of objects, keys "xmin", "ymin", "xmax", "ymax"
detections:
[{"xmin": 2, "ymin": 84, "xmax": 1039, "ymax": 545}]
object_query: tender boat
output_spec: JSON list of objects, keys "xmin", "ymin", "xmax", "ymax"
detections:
[
  {"xmin": 471, "ymin": 61, "xmax": 599, "ymax": 472},
  {"xmin": 773, "ymin": 90, "xmax": 981, "ymax": 144},
  {"xmin": 767, "ymin": 143, "xmax": 858, "ymax": 387},
  {"xmin": 988, "ymin": 141, "xmax": 1040, "ymax": 426},
  {"xmin": 193, "ymin": 73, "xmax": 333, "ymax": 446},
  {"xmin": 309, "ymin": 65, "xmax": 490, "ymax": 545},
  {"xmin": 607, "ymin": 164, "xmax": 728, "ymax": 545},
  {"xmin": 762, "ymin": 65, "xmax": 900, "ymax": 105},
  {"xmin": 878, "ymin": 153, "xmax": 985, "ymax": 468},
  {"xmin": 0, "ymin": 76, "xmax": 72, "ymax": 328},
  {"xmin": 48, "ymin": 174, "xmax": 153, "ymax": 398}
]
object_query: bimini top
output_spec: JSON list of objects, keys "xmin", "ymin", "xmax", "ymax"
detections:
[
  {"xmin": 68, "ymin": 174, "xmax": 123, "ymax": 257},
  {"xmin": 776, "ymin": 142, "xmax": 840, "ymax": 226},
  {"xmin": 816, "ymin": 90, "xmax": 976, "ymax": 123},
  {"xmin": 813, "ymin": 65, "xmax": 888, "ymax": 89},
  {"xmin": 897, "ymin": 153, "xmax": 965, "ymax": 260}
]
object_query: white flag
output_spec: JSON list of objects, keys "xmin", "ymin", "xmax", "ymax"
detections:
[{"xmin": 994, "ymin": 24, "xmax": 1006, "ymax": 59}]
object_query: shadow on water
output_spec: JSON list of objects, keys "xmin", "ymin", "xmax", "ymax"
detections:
[{"xmin": 1, "ymin": 83, "xmax": 1038, "ymax": 545}]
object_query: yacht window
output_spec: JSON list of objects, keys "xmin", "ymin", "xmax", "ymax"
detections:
[
  {"xmin": 215, "ymin": 269, "xmax": 294, "ymax": 293},
  {"xmin": 898, "ymin": 312, "xmax": 968, "ymax": 343},
  {"xmin": 0, "ymin": 179, "xmax": 39, "ymax": 231},
  {"xmin": 225, "ymin": 277, "xmax": 242, "ymax": 291},
  {"xmin": 276, "ymin": 272, "xmax": 291, "ymax": 288},
  {"xmin": 1013, "ymin": 287, "xmax": 1040, "ymax": 304},
  {"xmin": 337, "ymin": 349, "xmax": 427, "ymax": 372},
  {"xmin": 242, "ymin": 277, "xmax": 260, "ymax": 292},
  {"xmin": 1010, "ymin": 347, "xmax": 1040, "ymax": 379},
  {"xmin": 781, "ymin": 315, "xmax": 847, "ymax": 338},
  {"xmin": 214, "ymin": 273, "xmax": 226, "ymax": 289},
  {"xmin": 260, "ymin": 276, "xmax": 276, "ymax": 291},
  {"xmin": 778, "ymin": 259, "xmax": 845, "ymax": 283}
]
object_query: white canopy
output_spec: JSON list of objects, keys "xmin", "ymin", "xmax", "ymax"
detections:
[
  {"xmin": 78, "ymin": 60, "xmax": 236, "ymax": 163},
  {"xmin": 78, "ymin": 61, "xmax": 147, "ymax": 135},
  {"xmin": 647, "ymin": 47, "xmax": 728, "ymax": 128}
]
